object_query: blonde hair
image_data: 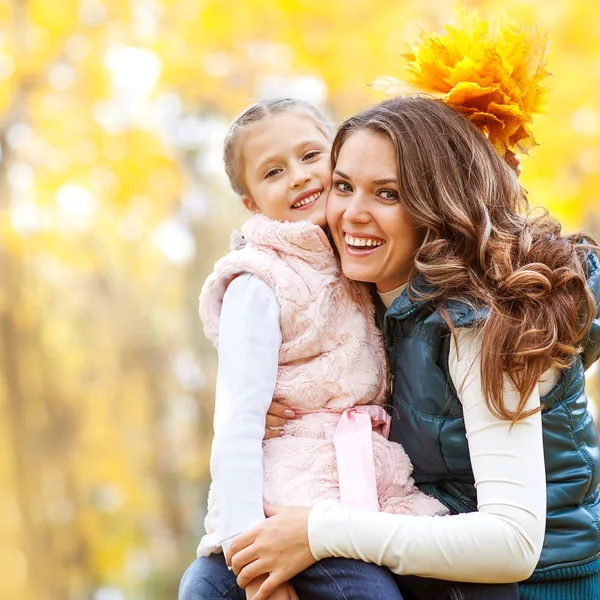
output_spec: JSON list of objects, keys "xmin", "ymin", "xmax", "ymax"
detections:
[
  {"xmin": 332, "ymin": 96, "xmax": 599, "ymax": 422},
  {"xmin": 223, "ymin": 98, "xmax": 333, "ymax": 195}
]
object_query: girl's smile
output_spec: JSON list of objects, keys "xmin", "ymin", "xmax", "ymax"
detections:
[
  {"xmin": 291, "ymin": 188, "xmax": 323, "ymax": 210},
  {"xmin": 240, "ymin": 112, "xmax": 332, "ymax": 227}
]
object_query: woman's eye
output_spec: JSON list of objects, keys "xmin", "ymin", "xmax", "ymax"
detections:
[
  {"xmin": 333, "ymin": 180, "xmax": 352, "ymax": 193},
  {"xmin": 265, "ymin": 168, "xmax": 282, "ymax": 179},
  {"xmin": 378, "ymin": 189, "xmax": 399, "ymax": 202}
]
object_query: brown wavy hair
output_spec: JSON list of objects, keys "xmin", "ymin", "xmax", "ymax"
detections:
[{"xmin": 331, "ymin": 96, "xmax": 598, "ymax": 421}]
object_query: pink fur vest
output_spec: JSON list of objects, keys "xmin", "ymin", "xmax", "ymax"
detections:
[{"xmin": 198, "ymin": 215, "xmax": 445, "ymax": 555}]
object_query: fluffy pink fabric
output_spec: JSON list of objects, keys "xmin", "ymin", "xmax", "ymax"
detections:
[{"xmin": 198, "ymin": 215, "xmax": 446, "ymax": 555}]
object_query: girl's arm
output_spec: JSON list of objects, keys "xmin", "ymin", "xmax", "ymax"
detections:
[
  {"xmin": 211, "ymin": 274, "xmax": 281, "ymax": 553},
  {"xmin": 228, "ymin": 328, "xmax": 547, "ymax": 593}
]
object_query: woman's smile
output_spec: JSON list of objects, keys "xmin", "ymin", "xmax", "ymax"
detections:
[
  {"xmin": 344, "ymin": 233, "xmax": 386, "ymax": 255},
  {"xmin": 326, "ymin": 129, "xmax": 424, "ymax": 293}
]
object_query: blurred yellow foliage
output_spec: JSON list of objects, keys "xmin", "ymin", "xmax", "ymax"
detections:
[{"xmin": 0, "ymin": 1, "xmax": 598, "ymax": 600}]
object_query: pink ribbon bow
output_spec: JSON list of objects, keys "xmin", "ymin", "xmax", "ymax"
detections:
[{"xmin": 333, "ymin": 405, "xmax": 391, "ymax": 511}]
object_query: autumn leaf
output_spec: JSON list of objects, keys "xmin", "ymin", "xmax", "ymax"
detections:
[{"xmin": 374, "ymin": 8, "xmax": 550, "ymax": 155}]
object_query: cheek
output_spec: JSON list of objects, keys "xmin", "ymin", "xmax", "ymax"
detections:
[
  {"xmin": 325, "ymin": 194, "xmax": 341, "ymax": 227},
  {"xmin": 266, "ymin": 182, "xmax": 284, "ymax": 203},
  {"xmin": 320, "ymin": 161, "xmax": 333, "ymax": 182},
  {"xmin": 389, "ymin": 210, "xmax": 420, "ymax": 248}
]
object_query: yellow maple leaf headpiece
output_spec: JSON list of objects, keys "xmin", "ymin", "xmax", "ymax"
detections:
[{"xmin": 372, "ymin": 10, "xmax": 550, "ymax": 155}]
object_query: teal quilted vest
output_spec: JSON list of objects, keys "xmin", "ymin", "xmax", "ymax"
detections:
[{"xmin": 382, "ymin": 250, "xmax": 600, "ymax": 590}]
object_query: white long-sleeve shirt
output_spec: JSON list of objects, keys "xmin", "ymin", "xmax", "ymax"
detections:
[
  {"xmin": 210, "ymin": 274, "xmax": 281, "ymax": 552},
  {"xmin": 211, "ymin": 276, "xmax": 550, "ymax": 581}
]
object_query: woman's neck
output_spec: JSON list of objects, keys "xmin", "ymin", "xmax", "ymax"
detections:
[{"xmin": 378, "ymin": 283, "xmax": 407, "ymax": 308}]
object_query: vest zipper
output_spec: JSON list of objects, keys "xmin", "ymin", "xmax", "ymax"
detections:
[
  {"xmin": 388, "ymin": 332, "xmax": 396, "ymax": 393},
  {"xmin": 432, "ymin": 486, "xmax": 476, "ymax": 513}
]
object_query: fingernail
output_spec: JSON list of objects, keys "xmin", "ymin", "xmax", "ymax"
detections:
[{"xmin": 284, "ymin": 410, "xmax": 295, "ymax": 417}]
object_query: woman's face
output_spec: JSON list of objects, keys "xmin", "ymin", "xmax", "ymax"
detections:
[{"xmin": 326, "ymin": 129, "xmax": 424, "ymax": 292}]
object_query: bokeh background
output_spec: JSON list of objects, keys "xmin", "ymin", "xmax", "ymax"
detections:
[{"xmin": 1, "ymin": 0, "xmax": 599, "ymax": 599}]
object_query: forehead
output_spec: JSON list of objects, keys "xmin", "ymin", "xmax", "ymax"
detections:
[
  {"xmin": 336, "ymin": 130, "xmax": 397, "ymax": 178},
  {"xmin": 242, "ymin": 112, "xmax": 329, "ymax": 161}
]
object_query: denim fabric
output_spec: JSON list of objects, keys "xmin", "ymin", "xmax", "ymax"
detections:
[
  {"xmin": 179, "ymin": 554, "xmax": 520, "ymax": 600},
  {"xmin": 178, "ymin": 554, "xmax": 403, "ymax": 600},
  {"xmin": 397, "ymin": 575, "xmax": 519, "ymax": 600}
]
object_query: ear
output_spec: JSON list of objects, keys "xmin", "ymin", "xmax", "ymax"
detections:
[{"xmin": 242, "ymin": 195, "xmax": 261, "ymax": 214}]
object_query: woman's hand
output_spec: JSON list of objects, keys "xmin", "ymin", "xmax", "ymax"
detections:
[
  {"xmin": 505, "ymin": 150, "xmax": 522, "ymax": 176},
  {"xmin": 226, "ymin": 505, "xmax": 315, "ymax": 600},
  {"xmin": 265, "ymin": 401, "xmax": 295, "ymax": 440}
]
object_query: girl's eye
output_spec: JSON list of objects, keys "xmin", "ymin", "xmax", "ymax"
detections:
[
  {"xmin": 265, "ymin": 168, "xmax": 282, "ymax": 179},
  {"xmin": 303, "ymin": 150, "xmax": 320, "ymax": 161},
  {"xmin": 378, "ymin": 189, "xmax": 399, "ymax": 203},
  {"xmin": 333, "ymin": 180, "xmax": 352, "ymax": 193}
]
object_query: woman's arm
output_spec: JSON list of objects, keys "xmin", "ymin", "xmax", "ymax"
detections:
[
  {"xmin": 211, "ymin": 274, "xmax": 281, "ymax": 553},
  {"xmin": 229, "ymin": 328, "xmax": 547, "ymax": 594},
  {"xmin": 308, "ymin": 327, "xmax": 546, "ymax": 579}
]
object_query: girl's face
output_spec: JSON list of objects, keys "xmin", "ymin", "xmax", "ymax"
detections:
[
  {"xmin": 240, "ymin": 112, "xmax": 331, "ymax": 227},
  {"xmin": 326, "ymin": 129, "xmax": 424, "ymax": 292}
]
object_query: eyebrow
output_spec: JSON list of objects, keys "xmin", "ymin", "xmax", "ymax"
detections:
[
  {"xmin": 334, "ymin": 169, "xmax": 351, "ymax": 179},
  {"xmin": 334, "ymin": 169, "xmax": 398, "ymax": 185},
  {"xmin": 255, "ymin": 141, "xmax": 327, "ymax": 173},
  {"xmin": 255, "ymin": 158, "xmax": 278, "ymax": 172},
  {"xmin": 373, "ymin": 178, "xmax": 398, "ymax": 185}
]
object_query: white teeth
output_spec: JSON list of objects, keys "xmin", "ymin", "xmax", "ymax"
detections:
[
  {"xmin": 292, "ymin": 191, "xmax": 321, "ymax": 208},
  {"xmin": 344, "ymin": 234, "xmax": 384, "ymax": 248}
]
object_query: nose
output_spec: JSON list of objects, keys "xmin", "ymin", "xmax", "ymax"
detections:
[
  {"xmin": 289, "ymin": 161, "xmax": 311, "ymax": 188},
  {"xmin": 342, "ymin": 191, "xmax": 370, "ymax": 224}
]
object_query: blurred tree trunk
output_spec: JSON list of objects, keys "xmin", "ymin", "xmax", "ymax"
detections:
[{"xmin": 0, "ymin": 133, "xmax": 48, "ymax": 599}]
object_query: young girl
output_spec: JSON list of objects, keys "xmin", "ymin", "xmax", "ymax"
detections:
[{"xmin": 181, "ymin": 98, "xmax": 520, "ymax": 600}]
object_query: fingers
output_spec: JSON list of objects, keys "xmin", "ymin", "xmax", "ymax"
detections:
[
  {"xmin": 268, "ymin": 401, "xmax": 295, "ymax": 419},
  {"xmin": 237, "ymin": 558, "xmax": 269, "ymax": 589},
  {"xmin": 512, "ymin": 154, "xmax": 522, "ymax": 176},
  {"xmin": 254, "ymin": 573, "xmax": 286, "ymax": 600},
  {"xmin": 265, "ymin": 401, "xmax": 294, "ymax": 439},
  {"xmin": 265, "ymin": 427, "xmax": 283, "ymax": 439},
  {"xmin": 504, "ymin": 150, "xmax": 523, "ymax": 176},
  {"xmin": 265, "ymin": 414, "xmax": 288, "ymax": 428},
  {"xmin": 227, "ymin": 529, "xmax": 256, "ymax": 565},
  {"xmin": 231, "ymin": 544, "xmax": 260, "ymax": 576}
]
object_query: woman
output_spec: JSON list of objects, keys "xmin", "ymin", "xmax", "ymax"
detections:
[{"xmin": 225, "ymin": 96, "xmax": 600, "ymax": 600}]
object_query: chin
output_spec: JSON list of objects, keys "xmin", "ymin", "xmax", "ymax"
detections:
[{"xmin": 339, "ymin": 263, "xmax": 375, "ymax": 284}]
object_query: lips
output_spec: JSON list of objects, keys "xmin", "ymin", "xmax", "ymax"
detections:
[
  {"xmin": 344, "ymin": 234, "xmax": 385, "ymax": 248},
  {"xmin": 292, "ymin": 189, "xmax": 322, "ymax": 209},
  {"xmin": 341, "ymin": 232, "xmax": 386, "ymax": 256}
]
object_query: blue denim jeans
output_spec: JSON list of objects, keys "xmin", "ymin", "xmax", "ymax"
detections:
[
  {"xmin": 179, "ymin": 554, "xmax": 520, "ymax": 600},
  {"xmin": 179, "ymin": 553, "xmax": 403, "ymax": 600},
  {"xmin": 396, "ymin": 575, "xmax": 520, "ymax": 600}
]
